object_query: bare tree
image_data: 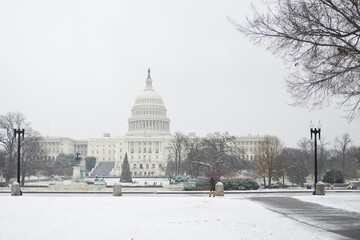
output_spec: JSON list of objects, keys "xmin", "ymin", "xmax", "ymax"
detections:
[
  {"xmin": 255, "ymin": 136, "xmax": 287, "ymax": 187},
  {"xmin": 167, "ymin": 132, "xmax": 188, "ymax": 176},
  {"xmin": 349, "ymin": 146, "xmax": 360, "ymax": 164},
  {"xmin": 0, "ymin": 112, "xmax": 45, "ymax": 185},
  {"xmin": 348, "ymin": 146, "xmax": 360, "ymax": 178},
  {"xmin": 297, "ymin": 137, "xmax": 314, "ymax": 175},
  {"xmin": 20, "ymin": 130, "xmax": 48, "ymax": 186},
  {"xmin": 230, "ymin": 0, "xmax": 360, "ymax": 119},
  {"xmin": 285, "ymin": 148, "xmax": 309, "ymax": 185},
  {"xmin": 0, "ymin": 112, "xmax": 29, "ymax": 184},
  {"xmin": 315, "ymin": 138, "xmax": 330, "ymax": 179},
  {"xmin": 184, "ymin": 136, "xmax": 206, "ymax": 178},
  {"xmin": 335, "ymin": 133, "xmax": 352, "ymax": 177},
  {"xmin": 189, "ymin": 132, "xmax": 241, "ymax": 179}
]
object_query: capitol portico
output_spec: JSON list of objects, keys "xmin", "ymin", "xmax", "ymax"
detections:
[{"xmin": 40, "ymin": 69, "xmax": 265, "ymax": 177}]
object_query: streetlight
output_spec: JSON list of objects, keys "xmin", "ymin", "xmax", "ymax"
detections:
[
  {"xmin": 14, "ymin": 128, "xmax": 25, "ymax": 194},
  {"xmin": 310, "ymin": 121, "xmax": 321, "ymax": 195}
]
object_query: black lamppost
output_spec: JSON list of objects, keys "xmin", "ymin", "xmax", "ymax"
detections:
[
  {"xmin": 14, "ymin": 128, "xmax": 25, "ymax": 186},
  {"xmin": 310, "ymin": 121, "xmax": 321, "ymax": 195}
]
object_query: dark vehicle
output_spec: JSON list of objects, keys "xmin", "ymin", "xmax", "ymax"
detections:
[
  {"xmin": 270, "ymin": 184, "xmax": 280, "ymax": 189},
  {"xmin": 347, "ymin": 182, "xmax": 359, "ymax": 189}
]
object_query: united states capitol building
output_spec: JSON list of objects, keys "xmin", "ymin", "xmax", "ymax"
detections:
[{"xmin": 40, "ymin": 69, "xmax": 264, "ymax": 177}]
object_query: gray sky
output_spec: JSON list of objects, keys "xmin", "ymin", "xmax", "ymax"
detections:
[{"xmin": 0, "ymin": 0, "xmax": 359, "ymax": 148}]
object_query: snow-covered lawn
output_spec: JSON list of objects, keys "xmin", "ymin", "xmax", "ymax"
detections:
[
  {"xmin": 294, "ymin": 194, "xmax": 360, "ymax": 213},
  {"xmin": 0, "ymin": 195, "xmax": 344, "ymax": 240}
]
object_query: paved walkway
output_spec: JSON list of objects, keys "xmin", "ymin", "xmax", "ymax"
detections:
[{"xmin": 249, "ymin": 197, "xmax": 360, "ymax": 240}]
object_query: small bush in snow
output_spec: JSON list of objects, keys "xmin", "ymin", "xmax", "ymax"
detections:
[{"xmin": 222, "ymin": 178, "xmax": 259, "ymax": 190}]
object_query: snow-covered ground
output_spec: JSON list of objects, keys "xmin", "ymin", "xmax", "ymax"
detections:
[
  {"xmin": 294, "ymin": 194, "xmax": 360, "ymax": 213},
  {"xmin": 0, "ymin": 195, "xmax": 345, "ymax": 240}
]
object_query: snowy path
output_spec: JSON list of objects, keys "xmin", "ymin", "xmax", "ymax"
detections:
[
  {"xmin": 250, "ymin": 197, "xmax": 360, "ymax": 240},
  {"xmin": 294, "ymin": 195, "xmax": 360, "ymax": 214},
  {"xmin": 0, "ymin": 195, "xmax": 346, "ymax": 240}
]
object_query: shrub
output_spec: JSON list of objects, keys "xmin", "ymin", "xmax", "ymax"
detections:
[
  {"xmin": 195, "ymin": 178, "xmax": 259, "ymax": 190},
  {"xmin": 195, "ymin": 178, "xmax": 211, "ymax": 187},
  {"xmin": 322, "ymin": 169, "xmax": 344, "ymax": 184},
  {"xmin": 0, "ymin": 182, "xmax": 8, "ymax": 187},
  {"xmin": 222, "ymin": 178, "xmax": 259, "ymax": 190}
]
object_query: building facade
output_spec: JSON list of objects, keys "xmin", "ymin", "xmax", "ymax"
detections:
[{"xmin": 40, "ymin": 69, "xmax": 265, "ymax": 176}]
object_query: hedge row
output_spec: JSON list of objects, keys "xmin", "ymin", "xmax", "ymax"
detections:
[{"xmin": 195, "ymin": 178, "xmax": 259, "ymax": 190}]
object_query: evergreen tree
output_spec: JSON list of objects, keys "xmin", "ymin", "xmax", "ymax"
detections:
[
  {"xmin": 85, "ymin": 156, "xmax": 96, "ymax": 172},
  {"xmin": 323, "ymin": 169, "xmax": 344, "ymax": 184},
  {"xmin": 120, "ymin": 153, "xmax": 132, "ymax": 183}
]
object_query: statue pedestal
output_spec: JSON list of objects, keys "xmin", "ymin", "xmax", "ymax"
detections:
[{"xmin": 72, "ymin": 165, "xmax": 83, "ymax": 182}]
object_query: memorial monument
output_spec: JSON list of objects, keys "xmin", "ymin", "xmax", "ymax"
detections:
[
  {"xmin": 48, "ymin": 153, "xmax": 106, "ymax": 191},
  {"xmin": 72, "ymin": 152, "xmax": 84, "ymax": 182}
]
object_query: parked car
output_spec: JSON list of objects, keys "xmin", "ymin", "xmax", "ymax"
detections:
[
  {"xmin": 347, "ymin": 182, "xmax": 359, "ymax": 189},
  {"xmin": 270, "ymin": 184, "xmax": 280, "ymax": 189}
]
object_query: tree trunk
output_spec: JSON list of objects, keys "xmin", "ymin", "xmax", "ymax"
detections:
[
  {"xmin": 5, "ymin": 176, "xmax": 11, "ymax": 185},
  {"xmin": 21, "ymin": 174, "xmax": 26, "ymax": 187},
  {"xmin": 263, "ymin": 176, "xmax": 266, "ymax": 187},
  {"xmin": 342, "ymin": 153, "xmax": 345, "ymax": 178},
  {"xmin": 268, "ymin": 176, "xmax": 272, "ymax": 188}
]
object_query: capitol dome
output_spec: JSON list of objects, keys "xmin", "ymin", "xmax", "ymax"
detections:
[{"xmin": 127, "ymin": 69, "xmax": 171, "ymax": 136}]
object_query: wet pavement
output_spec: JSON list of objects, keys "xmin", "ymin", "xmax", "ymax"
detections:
[{"xmin": 249, "ymin": 197, "xmax": 360, "ymax": 240}]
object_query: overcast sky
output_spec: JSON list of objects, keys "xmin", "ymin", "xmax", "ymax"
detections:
[{"xmin": 0, "ymin": 0, "xmax": 359, "ymax": 148}]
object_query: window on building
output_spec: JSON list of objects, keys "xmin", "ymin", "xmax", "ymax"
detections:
[
  {"xmin": 133, "ymin": 164, "xmax": 137, "ymax": 169},
  {"xmin": 140, "ymin": 164, "xmax": 143, "ymax": 169},
  {"xmin": 146, "ymin": 164, "xmax": 149, "ymax": 169},
  {"xmin": 152, "ymin": 164, "xmax": 155, "ymax": 169}
]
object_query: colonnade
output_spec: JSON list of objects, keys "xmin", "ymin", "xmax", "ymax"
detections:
[{"xmin": 129, "ymin": 120, "xmax": 170, "ymax": 131}]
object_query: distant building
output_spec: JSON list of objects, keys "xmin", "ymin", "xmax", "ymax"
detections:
[
  {"xmin": 40, "ymin": 137, "xmax": 87, "ymax": 161},
  {"xmin": 234, "ymin": 135, "xmax": 265, "ymax": 161},
  {"xmin": 40, "ymin": 69, "xmax": 266, "ymax": 176},
  {"xmin": 41, "ymin": 69, "xmax": 172, "ymax": 176}
]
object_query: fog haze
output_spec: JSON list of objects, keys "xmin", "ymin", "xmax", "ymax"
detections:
[{"xmin": 1, "ymin": 0, "xmax": 359, "ymax": 147}]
